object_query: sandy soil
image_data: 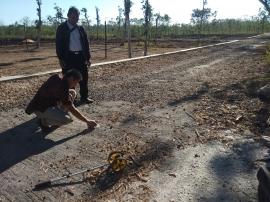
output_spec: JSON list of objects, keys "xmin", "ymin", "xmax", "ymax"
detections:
[{"xmin": 0, "ymin": 35, "xmax": 270, "ymax": 201}]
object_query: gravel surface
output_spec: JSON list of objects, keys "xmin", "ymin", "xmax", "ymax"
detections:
[{"xmin": 0, "ymin": 35, "xmax": 270, "ymax": 201}]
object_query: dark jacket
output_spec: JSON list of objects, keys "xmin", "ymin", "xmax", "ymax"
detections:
[
  {"xmin": 25, "ymin": 74, "xmax": 72, "ymax": 114},
  {"xmin": 56, "ymin": 21, "xmax": 90, "ymax": 62}
]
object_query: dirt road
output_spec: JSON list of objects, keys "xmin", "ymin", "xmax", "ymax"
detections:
[{"xmin": 0, "ymin": 35, "xmax": 269, "ymax": 201}]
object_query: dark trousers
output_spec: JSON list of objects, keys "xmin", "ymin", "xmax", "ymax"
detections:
[{"xmin": 62, "ymin": 52, "xmax": 89, "ymax": 99}]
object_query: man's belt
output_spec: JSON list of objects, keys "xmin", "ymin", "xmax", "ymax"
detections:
[{"xmin": 69, "ymin": 51, "xmax": 83, "ymax": 55}]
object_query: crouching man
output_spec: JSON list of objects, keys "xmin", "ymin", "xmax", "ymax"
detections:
[{"xmin": 25, "ymin": 69, "xmax": 97, "ymax": 132}]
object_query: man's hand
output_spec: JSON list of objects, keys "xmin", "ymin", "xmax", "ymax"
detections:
[
  {"xmin": 59, "ymin": 60, "xmax": 67, "ymax": 69},
  {"xmin": 68, "ymin": 104, "xmax": 97, "ymax": 128},
  {"xmin": 86, "ymin": 119, "xmax": 97, "ymax": 129}
]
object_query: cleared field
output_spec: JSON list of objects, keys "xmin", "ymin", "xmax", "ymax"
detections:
[
  {"xmin": 0, "ymin": 39, "xmax": 224, "ymax": 77},
  {"xmin": 0, "ymin": 35, "xmax": 269, "ymax": 201}
]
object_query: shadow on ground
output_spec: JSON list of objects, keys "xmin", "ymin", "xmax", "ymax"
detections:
[
  {"xmin": 195, "ymin": 141, "xmax": 260, "ymax": 201},
  {"xmin": 0, "ymin": 118, "xmax": 91, "ymax": 173},
  {"xmin": 213, "ymin": 76, "xmax": 270, "ymax": 134},
  {"xmin": 167, "ymin": 82, "xmax": 209, "ymax": 107},
  {"xmin": 0, "ymin": 62, "xmax": 13, "ymax": 67},
  {"xmin": 31, "ymin": 132, "xmax": 176, "ymax": 201},
  {"xmin": 177, "ymin": 74, "xmax": 270, "ymax": 135},
  {"xmin": 84, "ymin": 138, "xmax": 175, "ymax": 200}
]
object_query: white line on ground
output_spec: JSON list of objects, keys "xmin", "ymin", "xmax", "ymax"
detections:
[{"xmin": 0, "ymin": 34, "xmax": 263, "ymax": 82}]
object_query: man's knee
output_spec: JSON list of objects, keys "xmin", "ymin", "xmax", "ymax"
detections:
[
  {"xmin": 53, "ymin": 114, "xmax": 73, "ymax": 126},
  {"xmin": 42, "ymin": 107, "xmax": 73, "ymax": 126}
]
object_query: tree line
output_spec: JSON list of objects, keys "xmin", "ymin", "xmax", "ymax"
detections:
[{"xmin": 1, "ymin": 0, "xmax": 270, "ymax": 56}]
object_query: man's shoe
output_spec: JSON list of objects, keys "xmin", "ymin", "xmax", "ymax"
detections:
[{"xmin": 81, "ymin": 98, "xmax": 94, "ymax": 104}]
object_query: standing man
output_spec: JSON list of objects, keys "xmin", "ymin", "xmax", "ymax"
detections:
[{"xmin": 56, "ymin": 6, "xmax": 93, "ymax": 104}]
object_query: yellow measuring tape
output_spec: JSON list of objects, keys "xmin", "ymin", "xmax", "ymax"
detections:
[{"xmin": 108, "ymin": 151, "xmax": 128, "ymax": 172}]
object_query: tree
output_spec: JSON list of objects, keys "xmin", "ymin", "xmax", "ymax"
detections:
[
  {"xmin": 131, "ymin": 18, "xmax": 144, "ymax": 25},
  {"xmin": 21, "ymin": 17, "xmax": 30, "ymax": 50},
  {"xmin": 81, "ymin": 8, "xmax": 91, "ymax": 37},
  {"xmin": 142, "ymin": 0, "xmax": 152, "ymax": 56},
  {"xmin": 191, "ymin": 0, "xmax": 215, "ymax": 42},
  {"xmin": 154, "ymin": 13, "xmax": 161, "ymax": 39},
  {"xmin": 159, "ymin": 14, "xmax": 171, "ymax": 36},
  {"xmin": 95, "ymin": 6, "xmax": 100, "ymax": 40},
  {"xmin": 163, "ymin": 14, "xmax": 171, "ymax": 25},
  {"xmin": 124, "ymin": 0, "xmax": 132, "ymax": 58},
  {"xmin": 258, "ymin": 8, "xmax": 269, "ymax": 33},
  {"xmin": 108, "ymin": 18, "xmax": 117, "ymax": 25},
  {"xmin": 116, "ymin": 6, "xmax": 124, "ymax": 34},
  {"xmin": 54, "ymin": 4, "xmax": 65, "ymax": 26},
  {"xmin": 22, "ymin": 17, "xmax": 30, "ymax": 28},
  {"xmin": 259, "ymin": 0, "xmax": 270, "ymax": 15},
  {"xmin": 36, "ymin": 0, "xmax": 42, "ymax": 48},
  {"xmin": 47, "ymin": 15, "xmax": 58, "ymax": 30}
]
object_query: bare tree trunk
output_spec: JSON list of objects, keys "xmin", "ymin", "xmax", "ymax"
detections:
[
  {"xmin": 144, "ymin": 36, "xmax": 147, "ymax": 56},
  {"xmin": 24, "ymin": 25, "xmax": 29, "ymax": 51},
  {"xmin": 105, "ymin": 21, "xmax": 107, "ymax": 59},
  {"xmin": 85, "ymin": 19, "xmax": 91, "ymax": 40},
  {"xmin": 261, "ymin": 17, "xmax": 266, "ymax": 33},
  {"xmin": 124, "ymin": 0, "xmax": 132, "ymax": 57},
  {"xmin": 122, "ymin": 19, "xmax": 127, "ymax": 44},
  {"xmin": 259, "ymin": 0, "xmax": 270, "ymax": 15},
  {"xmin": 95, "ymin": 7, "xmax": 100, "ymax": 40},
  {"xmin": 37, "ymin": 1, "xmax": 41, "ymax": 48},
  {"xmin": 127, "ymin": 16, "xmax": 132, "ymax": 58},
  {"xmin": 81, "ymin": 8, "xmax": 91, "ymax": 40},
  {"xmin": 144, "ymin": 24, "xmax": 149, "ymax": 56},
  {"xmin": 37, "ymin": 29, "xmax": 41, "ymax": 48},
  {"xmin": 96, "ymin": 26, "xmax": 99, "ymax": 40},
  {"xmin": 142, "ymin": 0, "xmax": 152, "ymax": 56},
  {"xmin": 155, "ymin": 18, "xmax": 158, "ymax": 44},
  {"xmin": 198, "ymin": 0, "xmax": 207, "ymax": 45}
]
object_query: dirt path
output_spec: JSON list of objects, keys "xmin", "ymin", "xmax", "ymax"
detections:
[
  {"xmin": 0, "ymin": 35, "xmax": 270, "ymax": 201},
  {"xmin": 148, "ymin": 140, "xmax": 264, "ymax": 202},
  {"xmin": 0, "ymin": 42, "xmax": 193, "ymax": 78}
]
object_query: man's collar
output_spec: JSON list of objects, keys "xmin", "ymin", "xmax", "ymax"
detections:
[{"xmin": 67, "ymin": 20, "xmax": 74, "ymax": 29}]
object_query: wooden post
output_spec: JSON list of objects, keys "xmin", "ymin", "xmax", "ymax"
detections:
[
  {"xmin": 36, "ymin": 0, "xmax": 42, "ymax": 48},
  {"xmin": 127, "ymin": 16, "xmax": 131, "ymax": 58},
  {"xmin": 24, "ymin": 24, "xmax": 29, "ymax": 51},
  {"xmin": 105, "ymin": 20, "xmax": 107, "ymax": 59}
]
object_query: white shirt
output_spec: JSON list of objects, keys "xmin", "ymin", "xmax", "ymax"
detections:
[{"xmin": 67, "ymin": 21, "xmax": 83, "ymax": 51}]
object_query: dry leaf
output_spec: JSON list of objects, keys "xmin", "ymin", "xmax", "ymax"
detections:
[
  {"xmin": 169, "ymin": 173, "xmax": 176, "ymax": 177},
  {"xmin": 135, "ymin": 173, "xmax": 148, "ymax": 182},
  {"xmin": 64, "ymin": 188, "xmax": 74, "ymax": 196}
]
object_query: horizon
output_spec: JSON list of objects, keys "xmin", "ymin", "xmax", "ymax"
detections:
[{"xmin": 0, "ymin": 0, "xmax": 264, "ymax": 26}]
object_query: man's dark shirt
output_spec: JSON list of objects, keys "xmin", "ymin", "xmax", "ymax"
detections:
[
  {"xmin": 56, "ymin": 21, "xmax": 90, "ymax": 62},
  {"xmin": 25, "ymin": 74, "xmax": 72, "ymax": 114}
]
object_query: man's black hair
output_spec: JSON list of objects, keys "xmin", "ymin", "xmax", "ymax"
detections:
[
  {"xmin": 64, "ymin": 69, "xmax": 82, "ymax": 81},
  {"xmin": 67, "ymin": 6, "xmax": 80, "ymax": 16}
]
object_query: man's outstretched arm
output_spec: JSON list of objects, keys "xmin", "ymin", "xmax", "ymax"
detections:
[{"xmin": 65, "ymin": 104, "xmax": 97, "ymax": 128}]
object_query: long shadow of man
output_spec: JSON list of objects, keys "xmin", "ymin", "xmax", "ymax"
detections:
[{"xmin": 0, "ymin": 117, "xmax": 90, "ymax": 174}]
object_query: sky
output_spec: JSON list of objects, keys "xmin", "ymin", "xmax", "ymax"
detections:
[{"xmin": 0, "ymin": 0, "xmax": 264, "ymax": 25}]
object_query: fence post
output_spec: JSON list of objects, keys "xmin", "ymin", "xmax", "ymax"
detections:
[
  {"xmin": 24, "ymin": 24, "xmax": 29, "ymax": 51},
  {"xmin": 105, "ymin": 20, "xmax": 107, "ymax": 59}
]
